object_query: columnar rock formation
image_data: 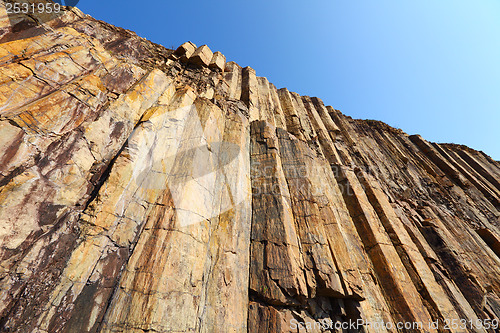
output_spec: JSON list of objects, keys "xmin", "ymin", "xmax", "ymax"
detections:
[{"xmin": 0, "ymin": 3, "xmax": 499, "ymax": 332}]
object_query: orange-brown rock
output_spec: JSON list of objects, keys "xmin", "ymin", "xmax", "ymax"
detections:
[{"xmin": 0, "ymin": 2, "xmax": 499, "ymax": 332}]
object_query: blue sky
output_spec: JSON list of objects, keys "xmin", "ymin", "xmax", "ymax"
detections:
[{"xmin": 78, "ymin": 0, "xmax": 500, "ymax": 160}]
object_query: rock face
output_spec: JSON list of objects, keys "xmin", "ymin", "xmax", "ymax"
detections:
[{"xmin": 1, "ymin": 3, "xmax": 500, "ymax": 332}]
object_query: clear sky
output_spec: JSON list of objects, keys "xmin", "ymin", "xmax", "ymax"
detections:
[{"xmin": 78, "ymin": 0, "xmax": 500, "ymax": 160}]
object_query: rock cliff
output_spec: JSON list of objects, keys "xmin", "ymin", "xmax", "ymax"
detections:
[{"xmin": 1, "ymin": 3, "xmax": 500, "ymax": 332}]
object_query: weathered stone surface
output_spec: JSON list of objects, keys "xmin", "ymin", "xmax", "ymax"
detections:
[
  {"xmin": 189, "ymin": 44, "xmax": 213, "ymax": 67},
  {"xmin": 250, "ymin": 121, "xmax": 308, "ymax": 305},
  {"xmin": 1, "ymin": 3, "xmax": 499, "ymax": 333},
  {"xmin": 302, "ymin": 95, "xmax": 340, "ymax": 163},
  {"xmin": 209, "ymin": 51, "xmax": 226, "ymax": 71},
  {"xmin": 269, "ymin": 82, "xmax": 287, "ymax": 130},
  {"xmin": 224, "ymin": 61, "xmax": 242, "ymax": 100},
  {"xmin": 241, "ymin": 66, "xmax": 260, "ymax": 122},
  {"xmin": 174, "ymin": 41, "xmax": 197, "ymax": 62},
  {"xmin": 277, "ymin": 87, "xmax": 306, "ymax": 141},
  {"xmin": 256, "ymin": 77, "xmax": 277, "ymax": 127}
]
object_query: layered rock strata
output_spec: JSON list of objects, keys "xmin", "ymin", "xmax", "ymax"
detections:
[{"xmin": 0, "ymin": 2, "xmax": 499, "ymax": 332}]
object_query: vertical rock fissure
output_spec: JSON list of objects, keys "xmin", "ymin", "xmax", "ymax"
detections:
[
  {"xmin": 476, "ymin": 228, "xmax": 500, "ymax": 260},
  {"xmin": 356, "ymin": 171, "xmax": 462, "ymax": 330},
  {"xmin": 417, "ymin": 217, "xmax": 489, "ymax": 321},
  {"xmin": 333, "ymin": 165, "xmax": 436, "ymax": 330}
]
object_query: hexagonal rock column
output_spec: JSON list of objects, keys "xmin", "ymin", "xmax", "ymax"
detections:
[
  {"xmin": 209, "ymin": 51, "xmax": 226, "ymax": 71},
  {"xmin": 189, "ymin": 44, "xmax": 213, "ymax": 67},
  {"xmin": 173, "ymin": 41, "xmax": 197, "ymax": 62}
]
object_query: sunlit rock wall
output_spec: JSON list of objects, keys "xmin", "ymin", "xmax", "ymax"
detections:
[{"xmin": 0, "ymin": 2, "xmax": 499, "ymax": 332}]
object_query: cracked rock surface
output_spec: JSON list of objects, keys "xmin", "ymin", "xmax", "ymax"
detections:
[{"xmin": 0, "ymin": 2, "xmax": 499, "ymax": 332}]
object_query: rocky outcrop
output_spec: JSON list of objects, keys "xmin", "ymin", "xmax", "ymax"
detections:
[{"xmin": 0, "ymin": 2, "xmax": 499, "ymax": 332}]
